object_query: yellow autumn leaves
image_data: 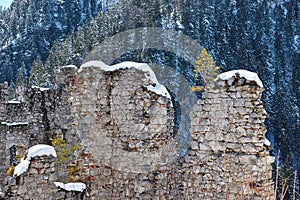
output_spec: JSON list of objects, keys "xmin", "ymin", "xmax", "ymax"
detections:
[
  {"xmin": 51, "ymin": 133, "xmax": 80, "ymax": 174},
  {"xmin": 192, "ymin": 48, "xmax": 220, "ymax": 92}
]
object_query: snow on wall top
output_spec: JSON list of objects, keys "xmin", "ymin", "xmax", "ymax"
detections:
[
  {"xmin": 1, "ymin": 122, "xmax": 28, "ymax": 126},
  {"xmin": 13, "ymin": 144, "xmax": 57, "ymax": 176},
  {"xmin": 263, "ymin": 138, "xmax": 271, "ymax": 147},
  {"xmin": 7, "ymin": 100, "xmax": 21, "ymax": 104},
  {"xmin": 59, "ymin": 65, "xmax": 78, "ymax": 73},
  {"xmin": 31, "ymin": 85, "xmax": 50, "ymax": 92},
  {"xmin": 217, "ymin": 70, "xmax": 263, "ymax": 88},
  {"xmin": 79, "ymin": 61, "xmax": 171, "ymax": 99},
  {"xmin": 54, "ymin": 182, "xmax": 86, "ymax": 192},
  {"xmin": 61, "ymin": 65, "xmax": 77, "ymax": 70}
]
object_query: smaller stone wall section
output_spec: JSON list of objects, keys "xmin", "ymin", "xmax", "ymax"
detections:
[
  {"xmin": 183, "ymin": 72, "xmax": 274, "ymax": 199},
  {"xmin": 4, "ymin": 155, "xmax": 57, "ymax": 199},
  {"xmin": 4, "ymin": 154, "xmax": 87, "ymax": 200}
]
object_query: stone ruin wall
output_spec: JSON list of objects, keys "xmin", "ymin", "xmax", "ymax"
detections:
[
  {"xmin": 0, "ymin": 77, "xmax": 74, "ymax": 192},
  {"xmin": 0, "ymin": 61, "xmax": 274, "ymax": 199},
  {"xmin": 65, "ymin": 62, "xmax": 179, "ymax": 199},
  {"xmin": 183, "ymin": 76, "xmax": 274, "ymax": 199}
]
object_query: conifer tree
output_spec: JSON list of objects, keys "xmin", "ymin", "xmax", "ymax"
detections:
[
  {"xmin": 74, "ymin": 26, "xmax": 86, "ymax": 55},
  {"xmin": 0, "ymin": 6, "xmax": 3, "ymax": 18},
  {"xmin": 29, "ymin": 56, "xmax": 44, "ymax": 86},
  {"xmin": 192, "ymin": 48, "xmax": 220, "ymax": 92},
  {"xmin": 16, "ymin": 62, "xmax": 27, "ymax": 88},
  {"xmin": 15, "ymin": 62, "xmax": 27, "ymax": 101},
  {"xmin": 60, "ymin": 34, "xmax": 75, "ymax": 65},
  {"xmin": 85, "ymin": 19, "xmax": 100, "ymax": 51}
]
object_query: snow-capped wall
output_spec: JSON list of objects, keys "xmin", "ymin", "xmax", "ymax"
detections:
[
  {"xmin": 72, "ymin": 61, "xmax": 176, "ymax": 175},
  {"xmin": 0, "ymin": 62, "xmax": 274, "ymax": 199},
  {"xmin": 185, "ymin": 71, "xmax": 274, "ymax": 199},
  {"xmin": 13, "ymin": 144, "xmax": 57, "ymax": 176}
]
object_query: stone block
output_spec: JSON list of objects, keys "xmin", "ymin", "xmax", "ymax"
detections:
[
  {"xmin": 190, "ymin": 141, "xmax": 198, "ymax": 150},
  {"xmin": 217, "ymin": 118, "xmax": 230, "ymax": 131},
  {"xmin": 241, "ymin": 144, "xmax": 257, "ymax": 154},
  {"xmin": 29, "ymin": 168, "xmax": 38, "ymax": 175},
  {"xmin": 17, "ymin": 185, "xmax": 27, "ymax": 195},
  {"xmin": 205, "ymin": 132, "xmax": 216, "ymax": 141},
  {"xmin": 226, "ymin": 77, "xmax": 235, "ymax": 86},
  {"xmin": 233, "ymin": 99, "xmax": 244, "ymax": 107},
  {"xmin": 202, "ymin": 92, "xmax": 211, "ymax": 99},
  {"xmin": 200, "ymin": 142, "xmax": 211, "ymax": 152},
  {"xmin": 239, "ymin": 155, "xmax": 257, "ymax": 164}
]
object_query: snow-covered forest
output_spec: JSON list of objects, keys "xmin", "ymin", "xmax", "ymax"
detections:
[{"xmin": 0, "ymin": 0, "xmax": 299, "ymax": 198}]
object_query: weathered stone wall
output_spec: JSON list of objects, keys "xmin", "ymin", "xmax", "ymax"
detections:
[
  {"xmin": 4, "ymin": 155, "xmax": 57, "ymax": 199},
  {"xmin": 183, "ymin": 74, "xmax": 274, "ymax": 199},
  {"xmin": 0, "ymin": 82, "xmax": 9, "ymax": 192},
  {"xmin": 70, "ymin": 63, "xmax": 176, "ymax": 172},
  {"xmin": 0, "ymin": 84, "xmax": 72, "ymax": 189},
  {"xmin": 3, "ymin": 155, "xmax": 87, "ymax": 200},
  {"xmin": 0, "ymin": 61, "xmax": 274, "ymax": 199},
  {"xmin": 59, "ymin": 62, "xmax": 179, "ymax": 199}
]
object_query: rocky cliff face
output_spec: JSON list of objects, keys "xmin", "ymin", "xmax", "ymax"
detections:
[{"xmin": 0, "ymin": 62, "xmax": 273, "ymax": 199}]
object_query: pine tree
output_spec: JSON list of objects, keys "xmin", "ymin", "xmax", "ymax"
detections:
[
  {"xmin": 15, "ymin": 62, "xmax": 27, "ymax": 101},
  {"xmin": 25, "ymin": 2, "xmax": 34, "ymax": 33},
  {"xmin": 9, "ymin": 10, "xmax": 18, "ymax": 38},
  {"xmin": 74, "ymin": 26, "xmax": 86, "ymax": 55},
  {"xmin": 16, "ymin": 62, "xmax": 27, "ymax": 88},
  {"xmin": 85, "ymin": 19, "xmax": 100, "ymax": 51},
  {"xmin": 192, "ymin": 48, "xmax": 220, "ymax": 92},
  {"xmin": 60, "ymin": 34, "xmax": 75, "ymax": 65},
  {"xmin": 29, "ymin": 56, "xmax": 44, "ymax": 86}
]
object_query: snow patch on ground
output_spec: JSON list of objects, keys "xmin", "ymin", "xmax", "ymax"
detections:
[
  {"xmin": 54, "ymin": 182, "xmax": 86, "ymax": 192},
  {"xmin": 14, "ymin": 144, "xmax": 57, "ymax": 176},
  {"xmin": 217, "ymin": 69, "xmax": 263, "ymax": 88},
  {"xmin": 79, "ymin": 61, "xmax": 171, "ymax": 99}
]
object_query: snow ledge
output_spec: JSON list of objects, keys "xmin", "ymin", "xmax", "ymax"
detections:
[
  {"xmin": 8, "ymin": 100, "xmax": 21, "ymax": 104},
  {"xmin": 263, "ymin": 138, "xmax": 271, "ymax": 147},
  {"xmin": 13, "ymin": 144, "xmax": 57, "ymax": 176},
  {"xmin": 31, "ymin": 85, "xmax": 50, "ymax": 92},
  {"xmin": 216, "ymin": 70, "xmax": 263, "ymax": 88},
  {"xmin": 54, "ymin": 182, "xmax": 86, "ymax": 192},
  {"xmin": 1, "ymin": 122, "xmax": 28, "ymax": 126},
  {"xmin": 79, "ymin": 61, "xmax": 171, "ymax": 99}
]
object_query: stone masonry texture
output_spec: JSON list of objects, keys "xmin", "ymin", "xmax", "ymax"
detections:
[{"xmin": 0, "ymin": 61, "xmax": 274, "ymax": 199}]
